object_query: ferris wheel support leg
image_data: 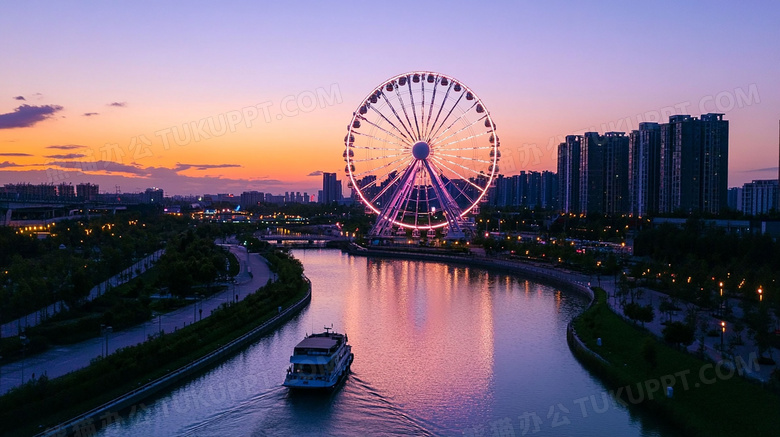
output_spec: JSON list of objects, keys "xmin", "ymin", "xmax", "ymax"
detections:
[
  {"xmin": 369, "ymin": 162, "xmax": 420, "ymax": 237},
  {"xmin": 421, "ymin": 159, "xmax": 466, "ymax": 235}
]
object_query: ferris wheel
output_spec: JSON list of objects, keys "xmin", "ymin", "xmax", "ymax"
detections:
[{"xmin": 344, "ymin": 71, "xmax": 500, "ymax": 238}]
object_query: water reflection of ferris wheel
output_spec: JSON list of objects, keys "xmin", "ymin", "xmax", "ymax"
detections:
[{"xmin": 344, "ymin": 71, "xmax": 500, "ymax": 239}]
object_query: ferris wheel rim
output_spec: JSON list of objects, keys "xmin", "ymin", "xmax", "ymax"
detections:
[{"xmin": 345, "ymin": 71, "xmax": 499, "ymax": 231}]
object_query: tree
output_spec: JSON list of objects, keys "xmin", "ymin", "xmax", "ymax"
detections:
[
  {"xmin": 663, "ymin": 321, "xmax": 694, "ymax": 348},
  {"xmin": 746, "ymin": 305, "xmax": 775, "ymax": 363},
  {"xmin": 641, "ymin": 338, "xmax": 658, "ymax": 369},
  {"xmin": 624, "ymin": 302, "xmax": 654, "ymax": 327}
]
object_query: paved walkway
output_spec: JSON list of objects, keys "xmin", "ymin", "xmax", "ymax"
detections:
[
  {"xmin": 1, "ymin": 250, "xmax": 165, "ymax": 338},
  {"xmin": 0, "ymin": 245, "xmax": 273, "ymax": 394}
]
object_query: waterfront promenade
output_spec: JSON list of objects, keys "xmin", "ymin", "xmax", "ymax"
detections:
[{"xmin": 0, "ymin": 244, "xmax": 272, "ymax": 394}]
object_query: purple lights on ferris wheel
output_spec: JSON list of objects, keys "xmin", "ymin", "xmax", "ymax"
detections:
[{"xmin": 343, "ymin": 71, "xmax": 500, "ymax": 239}]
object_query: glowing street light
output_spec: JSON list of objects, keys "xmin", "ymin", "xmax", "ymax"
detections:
[
  {"xmin": 720, "ymin": 321, "xmax": 726, "ymax": 352},
  {"xmin": 758, "ymin": 286, "xmax": 763, "ymax": 302}
]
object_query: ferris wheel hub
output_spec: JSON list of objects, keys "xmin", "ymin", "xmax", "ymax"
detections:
[{"xmin": 412, "ymin": 141, "xmax": 431, "ymax": 160}]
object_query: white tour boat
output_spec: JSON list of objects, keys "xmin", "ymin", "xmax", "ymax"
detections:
[{"xmin": 283, "ymin": 326, "xmax": 353, "ymax": 389}]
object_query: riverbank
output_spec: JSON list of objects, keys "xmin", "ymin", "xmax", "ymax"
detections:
[{"xmin": 0, "ymin": 250, "xmax": 311, "ymax": 437}]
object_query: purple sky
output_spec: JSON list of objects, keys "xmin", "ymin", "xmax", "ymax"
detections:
[{"xmin": 1, "ymin": 1, "xmax": 778, "ymax": 195}]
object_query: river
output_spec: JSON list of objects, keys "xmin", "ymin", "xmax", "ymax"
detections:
[{"xmin": 95, "ymin": 249, "xmax": 677, "ymax": 436}]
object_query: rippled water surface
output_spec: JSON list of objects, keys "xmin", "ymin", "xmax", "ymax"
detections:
[{"xmin": 97, "ymin": 249, "xmax": 677, "ymax": 436}]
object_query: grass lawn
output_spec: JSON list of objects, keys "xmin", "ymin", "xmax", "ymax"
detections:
[{"xmin": 572, "ymin": 288, "xmax": 780, "ymax": 437}]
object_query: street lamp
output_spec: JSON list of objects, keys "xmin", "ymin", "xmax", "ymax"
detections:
[
  {"xmin": 19, "ymin": 335, "xmax": 29, "ymax": 382},
  {"xmin": 720, "ymin": 321, "xmax": 726, "ymax": 352},
  {"xmin": 758, "ymin": 286, "xmax": 763, "ymax": 302},
  {"xmin": 100, "ymin": 324, "xmax": 112, "ymax": 357}
]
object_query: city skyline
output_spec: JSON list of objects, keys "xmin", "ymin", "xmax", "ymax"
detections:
[{"xmin": 1, "ymin": 2, "xmax": 779, "ymax": 196}]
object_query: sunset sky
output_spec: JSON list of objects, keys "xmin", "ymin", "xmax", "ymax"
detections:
[{"xmin": 1, "ymin": 1, "xmax": 779, "ymax": 196}]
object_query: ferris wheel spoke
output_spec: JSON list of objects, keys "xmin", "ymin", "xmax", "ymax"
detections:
[
  {"xmin": 426, "ymin": 158, "xmax": 478, "ymax": 205},
  {"xmin": 434, "ymin": 152, "xmax": 492, "ymax": 165},
  {"xmin": 388, "ymin": 87, "xmax": 419, "ymax": 141},
  {"xmin": 424, "ymin": 175, "xmax": 433, "ymax": 228},
  {"xmin": 424, "ymin": 76, "xmax": 440, "ymax": 138},
  {"xmin": 354, "ymin": 154, "xmax": 411, "ymax": 178},
  {"xmin": 352, "ymin": 131, "xmax": 408, "ymax": 149},
  {"xmin": 436, "ymin": 166, "xmax": 474, "ymax": 207},
  {"xmin": 399, "ymin": 171, "xmax": 419, "ymax": 226},
  {"xmin": 367, "ymin": 158, "xmax": 416, "ymax": 204},
  {"xmin": 373, "ymin": 161, "xmax": 419, "ymax": 220},
  {"xmin": 357, "ymin": 114, "xmax": 412, "ymax": 147},
  {"xmin": 351, "ymin": 153, "xmax": 405, "ymax": 164},
  {"xmin": 419, "ymin": 79, "xmax": 426, "ymax": 138},
  {"xmin": 377, "ymin": 90, "xmax": 417, "ymax": 142},
  {"xmin": 436, "ymin": 132, "xmax": 493, "ymax": 152},
  {"xmin": 429, "ymin": 103, "xmax": 481, "ymax": 144},
  {"xmin": 430, "ymin": 156, "xmax": 488, "ymax": 192},
  {"xmin": 427, "ymin": 89, "xmax": 467, "ymax": 142},
  {"xmin": 368, "ymin": 103, "xmax": 414, "ymax": 144},
  {"xmin": 425, "ymin": 81, "xmax": 453, "ymax": 141},
  {"xmin": 440, "ymin": 145, "xmax": 494, "ymax": 151},
  {"xmin": 431, "ymin": 115, "xmax": 490, "ymax": 144},
  {"xmin": 420, "ymin": 159, "xmax": 467, "ymax": 226},
  {"xmin": 406, "ymin": 79, "xmax": 422, "ymax": 139}
]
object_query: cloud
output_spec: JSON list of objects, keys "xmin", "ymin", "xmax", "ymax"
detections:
[
  {"xmin": 49, "ymin": 160, "xmax": 151, "ymax": 176},
  {"xmin": 47, "ymin": 144, "xmax": 86, "ymax": 150},
  {"xmin": 0, "ymin": 104, "xmax": 64, "ymax": 129},
  {"xmin": 174, "ymin": 163, "xmax": 242, "ymax": 171},
  {"xmin": 83, "ymin": 112, "xmax": 99, "ymax": 117},
  {"xmin": 0, "ymin": 161, "xmax": 23, "ymax": 168},
  {"xmin": 307, "ymin": 170, "xmax": 323, "ymax": 176},
  {"xmin": 45, "ymin": 153, "xmax": 87, "ymax": 159},
  {"xmin": 0, "ymin": 152, "xmax": 33, "ymax": 157},
  {"xmin": 108, "ymin": 101, "xmax": 127, "ymax": 108},
  {"xmin": 13, "ymin": 96, "xmax": 26, "ymax": 101},
  {"xmin": 743, "ymin": 167, "xmax": 779, "ymax": 173}
]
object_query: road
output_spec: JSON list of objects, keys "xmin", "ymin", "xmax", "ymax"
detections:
[{"xmin": 0, "ymin": 245, "xmax": 273, "ymax": 394}]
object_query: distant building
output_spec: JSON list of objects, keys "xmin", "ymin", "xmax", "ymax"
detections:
[
  {"xmin": 240, "ymin": 191, "xmax": 265, "ymax": 208},
  {"xmin": 741, "ymin": 180, "xmax": 778, "ymax": 216},
  {"xmin": 540, "ymin": 170, "xmax": 558, "ymax": 210},
  {"xmin": 728, "ymin": 187, "xmax": 743, "ymax": 211},
  {"xmin": 321, "ymin": 172, "xmax": 342, "ymax": 204},
  {"xmin": 265, "ymin": 193, "xmax": 286, "ymax": 205},
  {"xmin": 144, "ymin": 188, "xmax": 164, "ymax": 204},
  {"xmin": 2, "ymin": 183, "xmax": 56, "ymax": 200},
  {"xmin": 76, "ymin": 183, "xmax": 99, "ymax": 200},
  {"xmin": 57, "ymin": 183, "xmax": 75, "ymax": 199}
]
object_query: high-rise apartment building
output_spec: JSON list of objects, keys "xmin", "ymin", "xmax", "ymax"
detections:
[
  {"xmin": 602, "ymin": 132, "xmax": 630, "ymax": 215},
  {"xmin": 321, "ymin": 172, "xmax": 342, "ymax": 204},
  {"xmin": 659, "ymin": 114, "xmax": 728, "ymax": 214},
  {"xmin": 557, "ymin": 135, "xmax": 581, "ymax": 213},
  {"xmin": 700, "ymin": 113, "xmax": 729, "ymax": 213},
  {"xmin": 579, "ymin": 132, "xmax": 604, "ymax": 215},
  {"xmin": 629, "ymin": 122, "xmax": 661, "ymax": 217}
]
